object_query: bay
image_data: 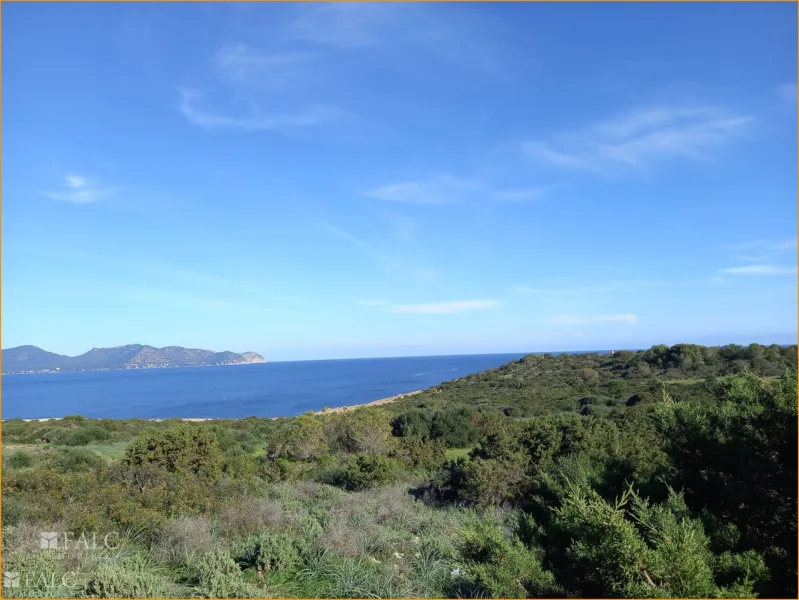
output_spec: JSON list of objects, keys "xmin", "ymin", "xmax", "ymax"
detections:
[{"xmin": 1, "ymin": 353, "xmax": 540, "ymax": 420}]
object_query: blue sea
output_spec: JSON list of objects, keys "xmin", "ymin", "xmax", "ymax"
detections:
[{"xmin": 1, "ymin": 353, "xmax": 539, "ymax": 420}]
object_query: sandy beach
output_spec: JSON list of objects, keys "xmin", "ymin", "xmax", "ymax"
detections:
[
  {"xmin": 5, "ymin": 390, "xmax": 422, "ymax": 422},
  {"xmin": 312, "ymin": 390, "xmax": 421, "ymax": 415}
]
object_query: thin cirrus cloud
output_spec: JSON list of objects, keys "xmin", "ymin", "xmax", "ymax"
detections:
[
  {"xmin": 178, "ymin": 39, "xmax": 348, "ymax": 134},
  {"xmin": 181, "ymin": 4, "xmax": 505, "ymax": 133},
  {"xmin": 365, "ymin": 173, "xmax": 559, "ymax": 205},
  {"xmin": 726, "ymin": 237, "xmax": 797, "ymax": 251},
  {"xmin": 523, "ymin": 103, "xmax": 753, "ymax": 179},
  {"xmin": 364, "ymin": 299, "xmax": 500, "ymax": 315},
  {"xmin": 177, "ymin": 87, "xmax": 345, "ymax": 133},
  {"xmin": 283, "ymin": 1, "xmax": 508, "ymax": 80},
  {"xmin": 546, "ymin": 314, "xmax": 638, "ymax": 325},
  {"xmin": 724, "ymin": 237, "xmax": 797, "ymax": 264},
  {"xmin": 719, "ymin": 264, "xmax": 798, "ymax": 276},
  {"xmin": 284, "ymin": 2, "xmax": 400, "ymax": 48},
  {"xmin": 364, "ymin": 174, "xmax": 481, "ymax": 205},
  {"xmin": 43, "ymin": 175, "xmax": 116, "ymax": 204},
  {"xmin": 211, "ymin": 44, "xmax": 318, "ymax": 87},
  {"xmin": 491, "ymin": 186, "xmax": 557, "ymax": 202},
  {"xmin": 324, "ymin": 224, "xmax": 438, "ymax": 281}
]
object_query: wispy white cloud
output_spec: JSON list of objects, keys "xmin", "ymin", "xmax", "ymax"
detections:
[
  {"xmin": 366, "ymin": 173, "xmax": 560, "ymax": 205},
  {"xmin": 719, "ymin": 264, "xmax": 797, "ymax": 276},
  {"xmin": 726, "ymin": 237, "xmax": 797, "ymax": 253},
  {"xmin": 325, "ymin": 224, "xmax": 437, "ymax": 281},
  {"xmin": 365, "ymin": 174, "xmax": 481, "ymax": 205},
  {"xmin": 178, "ymin": 87, "xmax": 344, "ymax": 133},
  {"xmin": 523, "ymin": 103, "xmax": 752, "ymax": 178},
  {"xmin": 285, "ymin": 3, "xmax": 398, "ymax": 48},
  {"xmin": 212, "ymin": 44, "xmax": 317, "ymax": 88},
  {"xmin": 44, "ymin": 175, "xmax": 116, "ymax": 204},
  {"xmin": 365, "ymin": 299, "xmax": 500, "ymax": 315},
  {"xmin": 722, "ymin": 238, "xmax": 797, "ymax": 265},
  {"xmin": 282, "ymin": 2, "xmax": 509, "ymax": 80},
  {"xmin": 546, "ymin": 314, "xmax": 638, "ymax": 325},
  {"xmin": 182, "ymin": 4, "xmax": 510, "ymax": 134}
]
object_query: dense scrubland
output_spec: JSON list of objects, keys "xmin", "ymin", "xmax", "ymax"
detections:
[{"xmin": 2, "ymin": 343, "xmax": 796, "ymax": 598}]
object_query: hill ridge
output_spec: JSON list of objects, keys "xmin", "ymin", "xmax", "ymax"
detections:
[{"xmin": 1, "ymin": 344, "xmax": 266, "ymax": 374}]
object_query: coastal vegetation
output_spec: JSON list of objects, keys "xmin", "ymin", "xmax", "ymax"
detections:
[{"xmin": 2, "ymin": 343, "xmax": 796, "ymax": 598}]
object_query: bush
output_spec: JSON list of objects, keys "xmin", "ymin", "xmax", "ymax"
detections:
[
  {"xmin": 391, "ymin": 436, "xmax": 446, "ymax": 471},
  {"xmin": 392, "ymin": 406, "xmax": 480, "ymax": 448},
  {"xmin": 334, "ymin": 454, "xmax": 402, "ymax": 491},
  {"xmin": 548, "ymin": 482, "xmax": 768, "ymax": 598},
  {"xmin": 457, "ymin": 521, "xmax": 561, "ymax": 598},
  {"xmin": 455, "ymin": 455, "xmax": 530, "ymax": 507},
  {"xmin": 48, "ymin": 447, "xmax": 106, "ymax": 473},
  {"xmin": 326, "ymin": 409, "xmax": 395, "ymax": 455},
  {"xmin": 8, "ymin": 451, "xmax": 34, "ymax": 469},
  {"xmin": 123, "ymin": 423, "xmax": 223, "ymax": 483},
  {"xmin": 1, "ymin": 495, "xmax": 23, "ymax": 527},
  {"xmin": 57, "ymin": 426, "xmax": 112, "ymax": 446},
  {"xmin": 232, "ymin": 531, "xmax": 300, "ymax": 573},
  {"xmin": 191, "ymin": 549, "xmax": 257, "ymax": 598},
  {"xmin": 85, "ymin": 554, "xmax": 180, "ymax": 597}
]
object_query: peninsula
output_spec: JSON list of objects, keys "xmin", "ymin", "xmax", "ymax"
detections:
[{"xmin": 1, "ymin": 344, "xmax": 266, "ymax": 374}]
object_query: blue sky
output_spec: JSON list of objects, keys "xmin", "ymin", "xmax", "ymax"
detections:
[{"xmin": 2, "ymin": 2, "xmax": 797, "ymax": 361}]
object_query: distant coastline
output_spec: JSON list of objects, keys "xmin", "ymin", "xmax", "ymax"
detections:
[
  {"xmin": 1, "ymin": 344, "xmax": 266, "ymax": 375},
  {"xmin": 2, "ymin": 361, "xmax": 265, "ymax": 376}
]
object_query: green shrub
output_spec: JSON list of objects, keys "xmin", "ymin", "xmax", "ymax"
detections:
[
  {"xmin": 457, "ymin": 521, "xmax": 561, "ymax": 598},
  {"xmin": 446, "ymin": 454, "xmax": 530, "ymax": 507},
  {"xmin": 48, "ymin": 448, "xmax": 106, "ymax": 473},
  {"xmin": 232, "ymin": 532, "xmax": 300, "ymax": 573},
  {"xmin": 335, "ymin": 454, "xmax": 402, "ymax": 491},
  {"xmin": 1, "ymin": 495, "xmax": 23, "ymax": 527},
  {"xmin": 192, "ymin": 549, "xmax": 257, "ymax": 598},
  {"xmin": 325, "ymin": 409, "xmax": 395, "ymax": 455},
  {"xmin": 85, "ymin": 554, "xmax": 179, "ymax": 598},
  {"xmin": 57, "ymin": 426, "xmax": 112, "ymax": 446},
  {"xmin": 391, "ymin": 436, "xmax": 446, "ymax": 471},
  {"xmin": 8, "ymin": 451, "xmax": 34, "ymax": 469},
  {"xmin": 123, "ymin": 423, "xmax": 223, "ymax": 483}
]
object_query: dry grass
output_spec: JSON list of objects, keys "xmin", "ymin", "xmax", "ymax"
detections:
[
  {"xmin": 2, "ymin": 521, "xmax": 68, "ymax": 552},
  {"xmin": 153, "ymin": 516, "xmax": 216, "ymax": 563}
]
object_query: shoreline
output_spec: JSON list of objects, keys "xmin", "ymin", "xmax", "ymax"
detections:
[
  {"xmin": 2, "ymin": 390, "xmax": 422, "ymax": 423},
  {"xmin": 1, "ymin": 361, "xmax": 266, "ymax": 377},
  {"xmin": 312, "ymin": 390, "xmax": 421, "ymax": 415}
]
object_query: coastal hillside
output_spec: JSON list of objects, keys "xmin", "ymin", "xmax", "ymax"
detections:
[
  {"xmin": 2, "ymin": 343, "xmax": 796, "ymax": 598},
  {"xmin": 389, "ymin": 342, "xmax": 798, "ymax": 416},
  {"xmin": 1, "ymin": 344, "xmax": 265, "ymax": 374}
]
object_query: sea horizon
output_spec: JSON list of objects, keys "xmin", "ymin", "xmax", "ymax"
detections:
[
  {"xmin": 1, "ymin": 347, "xmax": 623, "ymax": 375},
  {"xmin": 1, "ymin": 352, "xmax": 537, "ymax": 420}
]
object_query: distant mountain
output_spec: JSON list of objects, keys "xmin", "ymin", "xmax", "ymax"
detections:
[{"xmin": 1, "ymin": 344, "xmax": 266, "ymax": 374}]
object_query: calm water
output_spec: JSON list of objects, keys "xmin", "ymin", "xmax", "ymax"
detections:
[{"xmin": 1, "ymin": 353, "xmax": 532, "ymax": 420}]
